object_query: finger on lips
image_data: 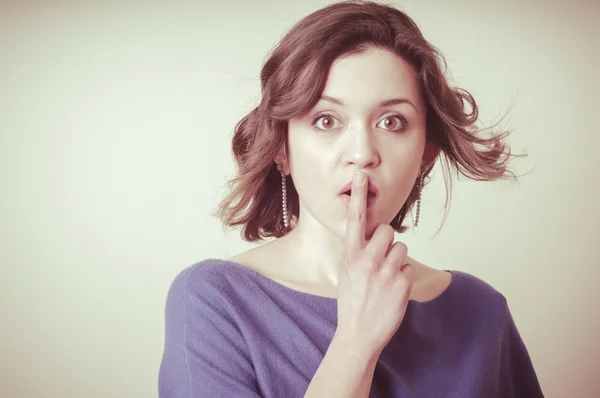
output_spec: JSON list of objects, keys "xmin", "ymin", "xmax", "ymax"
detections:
[{"xmin": 344, "ymin": 171, "xmax": 368, "ymax": 253}]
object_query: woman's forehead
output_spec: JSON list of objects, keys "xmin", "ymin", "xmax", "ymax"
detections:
[{"xmin": 318, "ymin": 48, "xmax": 422, "ymax": 111}]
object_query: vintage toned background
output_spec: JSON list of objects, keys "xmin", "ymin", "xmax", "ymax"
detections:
[{"xmin": 1, "ymin": 0, "xmax": 598, "ymax": 397}]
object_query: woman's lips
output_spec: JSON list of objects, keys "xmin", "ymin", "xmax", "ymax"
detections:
[
  {"xmin": 338, "ymin": 181, "xmax": 379, "ymax": 196},
  {"xmin": 339, "ymin": 192, "xmax": 377, "ymax": 209}
]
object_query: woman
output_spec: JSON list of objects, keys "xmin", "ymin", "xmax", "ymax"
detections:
[{"xmin": 159, "ymin": 1, "xmax": 544, "ymax": 397}]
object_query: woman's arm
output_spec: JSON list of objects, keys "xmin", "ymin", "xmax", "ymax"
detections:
[
  {"xmin": 158, "ymin": 265, "xmax": 262, "ymax": 398},
  {"xmin": 304, "ymin": 331, "xmax": 380, "ymax": 398},
  {"xmin": 497, "ymin": 300, "xmax": 545, "ymax": 397}
]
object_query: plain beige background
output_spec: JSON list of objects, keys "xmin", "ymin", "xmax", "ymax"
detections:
[{"xmin": 1, "ymin": 1, "xmax": 598, "ymax": 397}]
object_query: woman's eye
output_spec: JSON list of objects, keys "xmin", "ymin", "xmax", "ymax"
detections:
[
  {"xmin": 312, "ymin": 114, "xmax": 341, "ymax": 130},
  {"xmin": 311, "ymin": 114, "xmax": 407, "ymax": 131},
  {"xmin": 377, "ymin": 115, "xmax": 408, "ymax": 131}
]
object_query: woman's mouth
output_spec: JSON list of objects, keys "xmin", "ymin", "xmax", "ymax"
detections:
[{"xmin": 339, "ymin": 191, "xmax": 377, "ymax": 209}]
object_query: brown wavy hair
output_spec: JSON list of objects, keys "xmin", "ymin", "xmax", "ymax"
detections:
[{"xmin": 215, "ymin": 0, "xmax": 527, "ymax": 242}]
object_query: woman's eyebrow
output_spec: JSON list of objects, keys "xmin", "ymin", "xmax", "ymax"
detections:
[{"xmin": 320, "ymin": 95, "xmax": 417, "ymax": 112}]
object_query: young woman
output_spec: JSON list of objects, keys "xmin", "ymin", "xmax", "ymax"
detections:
[{"xmin": 159, "ymin": 1, "xmax": 544, "ymax": 397}]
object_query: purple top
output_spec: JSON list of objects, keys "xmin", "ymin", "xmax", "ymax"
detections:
[{"xmin": 158, "ymin": 259, "xmax": 544, "ymax": 397}]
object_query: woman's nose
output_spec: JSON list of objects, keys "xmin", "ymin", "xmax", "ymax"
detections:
[{"xmin": 342, "ymin": 128, "xmax": 380, "ymax": 168}]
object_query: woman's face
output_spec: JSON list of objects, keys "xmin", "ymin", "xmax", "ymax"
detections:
[{"xmin": 286, "ymin": 46, "xmax": 435, "ymax": 239}]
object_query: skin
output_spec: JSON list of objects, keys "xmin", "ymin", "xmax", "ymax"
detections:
[{"xmin": 270, "ymin": 46, "xmax": 439, "ymax": 288}]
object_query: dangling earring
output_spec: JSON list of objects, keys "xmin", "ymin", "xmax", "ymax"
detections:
[
  {"xmin": 414, "ymin": 172, "xmax": 424, "ymax": 228},
  {"xmin": 277, "ymin": 164, "xmax": 289, "ymax": 228}
]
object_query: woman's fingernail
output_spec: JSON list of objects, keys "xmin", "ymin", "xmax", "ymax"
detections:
[{"xmin": 355, "ymin": 172, "xmax": 365, "ymax": 184}]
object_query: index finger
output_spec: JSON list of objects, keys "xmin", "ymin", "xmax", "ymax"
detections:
[{"xmin": 344, "ymin": 171, "xmax": 368, "ymax": 254}]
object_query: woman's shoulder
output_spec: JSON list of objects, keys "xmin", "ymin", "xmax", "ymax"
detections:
[
  {"xmin": 452, "ymin": 270, "xmax": 507, "ymax": 301},
  {"xmin": 407, "ymin": 256, "xmax": 506, "ymax": 308},
  {"xmin": 440, "ymin": 269, "xmax": 509, "ymax": 319},
  {"xmin": 166, "ymin": 258, "xmax": 252, "ymax": 300}
]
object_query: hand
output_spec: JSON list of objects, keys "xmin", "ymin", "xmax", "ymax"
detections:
[{"xmin": 335, "ymin": 171, "xmax": 416, "ymax": 355}]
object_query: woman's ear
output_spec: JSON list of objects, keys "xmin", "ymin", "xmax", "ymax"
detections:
[
  {"xmin": 274, "ymin": 146, "xmax": 290, "ymax": 175},
  {"xmin": 421, "ymin": 141, "xmax": 440, "ymax": 171}
]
